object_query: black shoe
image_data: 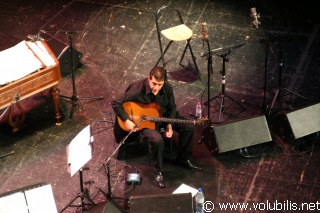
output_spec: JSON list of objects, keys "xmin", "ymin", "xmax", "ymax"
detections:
[
  {"xmin": 154, "ymin": 171, "xmax": 165, "ymax": 188},
  {"xmin": 178, "ymin": 160, "xmax": 202, "ymax": 171}
]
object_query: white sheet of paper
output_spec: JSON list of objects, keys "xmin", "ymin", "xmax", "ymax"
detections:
[
  {"xmin": 24, "ymin": 184, "xmax": 57, "ymax": 213},
  {"xmin": 0, "ymin": 41, "xmax": 43, "ymax": 85},
  {"xmin": 26, "ymin": 41, "xmax": 56, "ymax": 67},
  {"xmin": 67, "ymin": 125, "xmax": 92, "ymax": 177},
  {"xmin": 172, "ymin": 183, "xmax": 198, "ymax": 197},
  {"xmin": 0, "ymin": 192, "xmax": 28, "ymax": 213}
]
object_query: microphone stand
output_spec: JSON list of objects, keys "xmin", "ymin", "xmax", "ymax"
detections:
[
  {"xmin": 267, "ymin": 41, "xmax": 308, "ymax": 114},
  {"xmin": 203, "ymin": 42, "xmax": 246, "ymax": 122},
  {"xmin": 59, "ymin": 31, "xmax": 104, "ymax": 120},
  {"xmin": 201, "ymin": 37, "xmax": 214, "ymax": 121},
  {"xmin": 251, "ymin": 9, "xmax": 308, "ymax": 115},
  {"xmin": 261, "ymin": 37, "xmax": 269, "ymax": 115},
  {"xmin": 255, "ymin": 10, "xmax": 271, "ymax": 116},
  {"xmin": 249, "ymin": 7, "xmax": 269, "ymax": 115},
  {"xmin": 101, "ymin": 120, "xmax": 142, "ymax": 212}
]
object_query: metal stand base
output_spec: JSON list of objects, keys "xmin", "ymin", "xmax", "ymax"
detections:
[
  {"xmin": 60, "ymin": 95, "xmax": 104, "ymax": 120},
  {"xmin": 204, "ymin": 50, "xmax": 245, "ymax": 122},
  {"xmin": 267, "ymin": 86, "xmax": 308, "ymax": 115},
  {"xmin": 59, "ymin": 169, "xmax": 95, "ymax": 213},
  {"xmin": 59, "ymin": 32, "xmax": 103, "ymax": 120},
  {"xmin": 208, "ymin": 92, "xmax": 245, "ymax": 122},
  {"xmin": 266, "ymin": 39, "xmax": 309, "ymax": 115}
]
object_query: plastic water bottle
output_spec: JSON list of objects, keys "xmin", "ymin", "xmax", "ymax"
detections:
[
  {"xmin": 196, "ymin": 101, "xmax": 202, "ymax": 118},
  {"xmin": 195, "ymin": 187, "xmax": 204, "ymax": 213}
]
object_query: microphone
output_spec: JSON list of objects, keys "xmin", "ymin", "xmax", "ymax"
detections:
[
  {"xmin": 27, "ymin": 34, "xmax": 36, "ymax": 41},
  {"xmin": 250, "ymin": 7, "xmax": 261, "ymax": 29},
  {"xmin": 27, "ymin": 29, "xmax": 45, "ymax": 41},
  {"xmin": 27, "ymin": 34, "xmax": 42, "ymax": 41},
  {"xmin": 199, "ymin": 22, "xmax": 208, "ymax": 45}
]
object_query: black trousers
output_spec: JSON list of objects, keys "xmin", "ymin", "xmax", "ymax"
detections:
[{"xmin": 140, "ymin": 115, "xmax": 194, "ymax": 171}]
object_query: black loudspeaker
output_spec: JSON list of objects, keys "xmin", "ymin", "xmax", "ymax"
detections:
[
  {"xmin": 87, "ymin": 201, "xmax": 122, "ymax": 213},
  {"xmin": 213, "ymin": 115, "xmax": 272, "ymax": 153},
  {"xmin": 271, "ymin": 103, "xmax": 320, "ymax": 140},
  {"xmin": 129, "ymin": 193, "xmax": 193, "ymax": 213},
  {"xmin": 45, "ymin": 35, "xmax": 83, "ymax": 76}
]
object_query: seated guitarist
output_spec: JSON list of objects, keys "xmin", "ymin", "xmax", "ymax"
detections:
[{"xmin": 111, "ymin": 66, "xmax": 202, "ymax": 188}]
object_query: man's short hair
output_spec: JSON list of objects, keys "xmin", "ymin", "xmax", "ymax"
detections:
[{"xmin": 149, "ymin": 66, "xmax": 167, "ymax": 81}]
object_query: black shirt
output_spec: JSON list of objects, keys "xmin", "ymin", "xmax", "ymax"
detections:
[{"xmin": 111, "ymin": 78, "xmax": 177, "ymax": 122}]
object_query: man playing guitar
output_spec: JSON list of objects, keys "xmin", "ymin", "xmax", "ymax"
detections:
[{"xmin": 111, "ymin": 66, "xmax": 202, "ymax": 188}]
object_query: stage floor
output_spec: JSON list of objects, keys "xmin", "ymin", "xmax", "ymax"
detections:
[{"xmin": 1, "ymin": 0, "xmax": 320, "ymax": 212}]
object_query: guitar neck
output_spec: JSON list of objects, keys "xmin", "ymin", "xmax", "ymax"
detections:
[{"xmin": 145, "ymin": 116, "xmax": 200, "ymax": 125}]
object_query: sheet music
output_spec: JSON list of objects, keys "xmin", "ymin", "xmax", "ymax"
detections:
[
  {"xmin": 27, "ymin": 41, "xmax": 56, "ymax": 67},
  {"xmin": 67, "ymin": 125, "xmax": 93, "ymax": 177},
  {"xmin": 0, "ymin": 40, "xmax": 56, "ymax": 86},
  {"xmin": 24, "ymin": 184, "xmax": 58, "ymax": 213},
  {"xmin": 0, "ymin": 184, "xmax": 57, "ymax": 213},
  {"xmin": 0, "ymin": 192, "xmax": 29, "ymax": 213}
]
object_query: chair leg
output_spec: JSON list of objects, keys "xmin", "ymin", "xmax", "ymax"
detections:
[
  {"xmin": 156, "ymin": 41, "xmax": 174, "ymax": 67},
  {"xmin": 179, "ymin": 41, "xmax": 189, "ymax": 65},
  {"xmin": 156, "ymin": 37, "xmax": 200, "ymax": 81},
  {"xmin": 179, "ymin": 39, "xmax": 201, "ymax": 80}
]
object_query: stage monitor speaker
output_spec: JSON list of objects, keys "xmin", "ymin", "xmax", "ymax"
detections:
[
  {"xmin": 213, "ymin": 115, "xmax": 272, "ymax": 153},
  {"xmin": 284, "ymin": 103, "xmax": 320, "ymax": 139},
  {"xmin": 45, "ymin": 35, "xmax": 83, "ymax": 76},
  {"xmin": 272, "ymin": 103, "xmax": 320, "ymax": 140},
  {"xmin": 86, "ymin": 200, "xmax": 122, "ymax": 213},
  {"xmin": 129, "ymin": 193, "xmax": 193, "ymax": 213}
]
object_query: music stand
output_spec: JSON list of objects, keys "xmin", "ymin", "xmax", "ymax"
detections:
[
  {"xmin": 59, "ymin": 32, "xmax": 104, "ymax": 120},
  {"xmin": 203, "ymin": 42, "xmax": 246, "ymax": 122},
  {"xmin": 267, "ymin": 40, "xmax": 308, "ymax": 114},
  {"xmin": 60, "ymin": 125, "xmax": 95, "ymax": 213}
]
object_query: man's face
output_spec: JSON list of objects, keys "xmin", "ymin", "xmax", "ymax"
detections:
[{"xmin": 148, "ymin": 75, "xmax": 164, "ymax": 95}]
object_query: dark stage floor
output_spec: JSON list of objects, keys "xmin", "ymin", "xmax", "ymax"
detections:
[{"xmin": 1, "ymin": 0, "xmax": 320, "ymax": 212}]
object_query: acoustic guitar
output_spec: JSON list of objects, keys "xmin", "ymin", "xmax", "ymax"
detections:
[{"xmin": 117, "ymin": 101, "xmax": 210, "ymax": 132}]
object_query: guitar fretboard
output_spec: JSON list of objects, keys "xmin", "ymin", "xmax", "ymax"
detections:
[{"xmin": 140, "ymin": 116, "xmax": 203, "ymax": 125}]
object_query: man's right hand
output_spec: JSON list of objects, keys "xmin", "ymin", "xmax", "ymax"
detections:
[
  {"xmin": 124, "ymin": 119, "xmax": 136, "ymax": 131},
  {"xmin": 165, "ymin": 124, "xmax": 173, "ymax": 138}
]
